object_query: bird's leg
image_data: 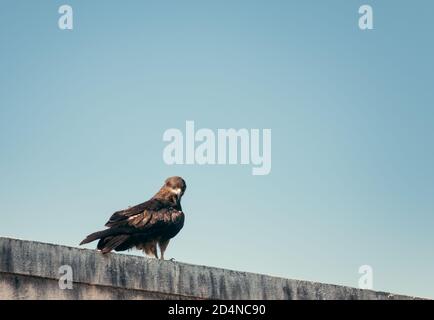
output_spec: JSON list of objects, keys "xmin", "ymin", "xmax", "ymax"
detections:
[
  {"xmin": 158, "ymin": 239, "xmax": 170, "ymax": 260},
  {"xmin": 144, "ymin": 242, "xmax": 159, "ymax": 259},
  {"xmin": 151, "ymin": 242, "xmax": 159, "ymax": 259}
]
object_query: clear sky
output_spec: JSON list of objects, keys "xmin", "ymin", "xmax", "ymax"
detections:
[{"xmin": 1, "ymin": 1, "xmax": 433, "ymax": 298}]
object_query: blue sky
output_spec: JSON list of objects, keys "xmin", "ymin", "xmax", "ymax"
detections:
[{"xmin": 1, "ymin": 1, "xmax": 433, "ymax": 298}]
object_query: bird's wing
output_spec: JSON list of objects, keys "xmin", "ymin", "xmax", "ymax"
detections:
[
  {"xmin": 104, "ymin": 198, "xmax": 169, "ymax": 228},
  {"xmin": 80, "ymin": 200, "xmax": 184, "ymax": 248},
  {"xmin": 95, "ymin": 208, "xmax": 184, "ymax": 252}
]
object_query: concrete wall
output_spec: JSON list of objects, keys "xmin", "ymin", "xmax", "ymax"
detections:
[{"xmin": 0, "ymin": 237, "xmax": 419, "ymax": 300}]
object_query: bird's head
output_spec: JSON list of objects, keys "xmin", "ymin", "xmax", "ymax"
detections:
[
  {"xmin": 155, "ymin": 176, "xmax": 187, "ymax": 206},
  {"xmin": 165, "ymin": 176, "xmax": 186, "ymax": 199}
]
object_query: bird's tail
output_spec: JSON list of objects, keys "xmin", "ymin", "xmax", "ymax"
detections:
[
  {"xmin": 97, "ymin": 235, "xmax": 130, "ymax": 253},
  {"xmin": 79, "ymin": 229, "xmax": 113, "ymax": 246}
]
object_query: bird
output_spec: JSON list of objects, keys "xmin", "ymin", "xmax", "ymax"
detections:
[{"xmin": 79, "ymin": 176, "xmax": 186, "ymax": 260}]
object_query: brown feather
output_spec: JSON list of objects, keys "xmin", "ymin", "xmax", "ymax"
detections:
[{"xmin": 79, "ymin": 176, "xmax": 186, "ymax": 258}]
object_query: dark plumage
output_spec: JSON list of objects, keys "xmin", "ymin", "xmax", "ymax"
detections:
[{"xmin": 80, "ymin": 176, "xmax": 186, "ymax": 260}]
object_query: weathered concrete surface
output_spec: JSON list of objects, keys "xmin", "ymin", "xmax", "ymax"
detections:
[{"xmin": 0, "ymin": 237, "xmax": 420, "ymax": 300}]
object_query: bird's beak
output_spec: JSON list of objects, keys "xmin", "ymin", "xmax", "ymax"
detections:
[{"xmin": 173, "ymin": 188, "xmax": 182, "ymax": 200}]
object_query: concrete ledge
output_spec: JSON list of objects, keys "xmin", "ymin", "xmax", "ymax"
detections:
[{"xmin": 0, "ymin": 237, "xmax": 419, "ymax": 300}]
